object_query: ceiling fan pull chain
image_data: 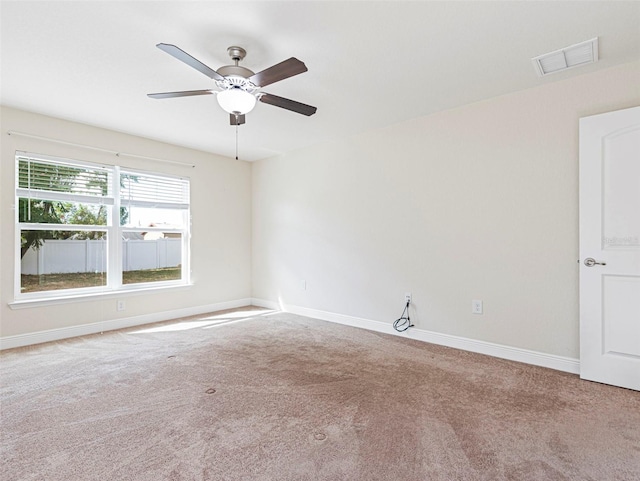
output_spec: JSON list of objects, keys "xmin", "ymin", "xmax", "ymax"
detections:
[{"xmin": 235, "ymin": 120, "xmax": 239, "ymax": 160}]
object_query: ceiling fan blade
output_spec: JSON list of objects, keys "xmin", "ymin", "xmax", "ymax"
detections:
[
  {"xmin": 248, "ymin": 58, "xmax": 308, "ymax": 87},
  {"xmin": 147, "ymin": 89, "xmax": 214, "ymax": 99},
  {"xmin": 156, "ymin": 43, "xmax": 224, "ymax": 81},
  {"xmin": 230, "ymin": 114, "xmax": 246, "ymax": 125},
  {"xmin": 259, "ymin": 93, "xmax": 317, "ymax": 116}
]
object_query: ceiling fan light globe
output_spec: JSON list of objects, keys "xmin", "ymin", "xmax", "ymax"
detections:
[{"xmin": 217, "ymin": 89, "xmax": 256, "ymax": 115}]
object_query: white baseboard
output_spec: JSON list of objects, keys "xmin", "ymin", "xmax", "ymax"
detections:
[
  {"xmin": 2, "ymin": 297, "xmax": 580, "ymax": 375},
  {"xmin": 0, "ymin": 298, "xmax": 253, "ymax": 350},
  {"xmin": 251, "ymin": 298, "xmax": 580, "ymax": 374}
]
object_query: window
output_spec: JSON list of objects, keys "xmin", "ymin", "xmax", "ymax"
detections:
[{"xmin": 15, "ymin": 152, "xmax": 190, "ymax": 300}]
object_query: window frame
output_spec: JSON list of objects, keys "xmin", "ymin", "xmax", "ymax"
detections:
[{"xmin": 14, "ymin": 151, "xmax": 191, "ymax": 304}]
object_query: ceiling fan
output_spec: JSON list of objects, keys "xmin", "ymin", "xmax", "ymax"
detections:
[{"xmin": 148, "ymin": 44, "xmax": 317, "ymax": 125}]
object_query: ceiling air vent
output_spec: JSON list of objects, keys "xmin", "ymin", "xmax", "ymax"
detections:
[{"xmin": 532, "ymin": 37, "xmax": 599, "ymax": 77}]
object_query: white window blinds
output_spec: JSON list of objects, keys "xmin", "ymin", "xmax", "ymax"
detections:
[
  {"xmin": 120, "ymin": 170, "xmax": 190, "ymax": 210},
  {"xmin": 17, "ymin": 154, "xmax": 113, "ymax": 204}
]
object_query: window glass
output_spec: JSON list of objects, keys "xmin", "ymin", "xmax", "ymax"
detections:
[
  {"xmin": 122, "ymin": 233, "xmax": 183, "ymax": 285},
  {"xmin": 121, "ymin": 206, "xmax": 186, "ymax": 229},
  {"xmin": 20, "ymin": 230, "xmax": 107, "ymax": 293},
  {"xmin": 18, "ymin": 199, "xmax": 108, "ymax": 225}
]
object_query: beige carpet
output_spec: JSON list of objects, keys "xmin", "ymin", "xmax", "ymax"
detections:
[{"xmin": 1, "ymin": 307, "xmax": 639, "ymax": 481}]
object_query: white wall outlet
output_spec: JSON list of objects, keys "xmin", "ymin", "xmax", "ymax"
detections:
[
  {"xmin": 472, "ymin": 300, "xmax": 483, "ymax": 314},
  {"xmin": 117, "ymin": 300, "xmax": 126, "ymax": 311},
  {"xmin": 405, "ymin": 292, "xmax": 412, "ymax": 304}
]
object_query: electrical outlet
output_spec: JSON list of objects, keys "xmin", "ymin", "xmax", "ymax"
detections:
[
  {"xmin": 472, "ymin": 300, "xmax": 483, "ymax": 314},
  {"xmin": 117, "ymin": 300, "xmax": 126, "ymax": 311},
  {"xmin": 405, "ymin": 292, "xmax": 412, "ymax": 304}
]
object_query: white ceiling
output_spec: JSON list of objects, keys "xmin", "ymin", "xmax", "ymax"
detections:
[{"xmin": 2, "ymin": 1, "xmax": 639, "ymax": 162}]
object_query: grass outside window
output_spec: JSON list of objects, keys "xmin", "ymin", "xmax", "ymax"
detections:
[{"xmin": 21, "ymin": 267, "xmax": 181, "ymax": 293}]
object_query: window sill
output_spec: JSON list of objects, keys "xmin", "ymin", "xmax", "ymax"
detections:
[{"xmin": 8, "ymin": 283, "xmax": 193, "ymax": 310}]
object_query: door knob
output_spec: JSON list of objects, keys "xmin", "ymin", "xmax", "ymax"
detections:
[{"xmin": 584, "ymin": 257, "xmax": 606, "ymax": 267}]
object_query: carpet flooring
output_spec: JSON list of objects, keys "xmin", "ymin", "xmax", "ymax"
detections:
[{"xmin": 1, "ymin": 307, "xmax": 639, "ymax": 481}]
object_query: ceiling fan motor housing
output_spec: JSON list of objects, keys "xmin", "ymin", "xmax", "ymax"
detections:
[
  {"xmin": 218, "ymin": 46, "xmax": 254, "ymax": 79},
  {"xmin": 216, "ymin": 48, "xmax": 259, "ymax": 96},
  {"xmin": 216, "ymin": 65, "xmax": 255, "ymax": 79}
]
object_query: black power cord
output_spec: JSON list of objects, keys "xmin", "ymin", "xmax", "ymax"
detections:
[{"xmin": 393, "ymin": 299, "xmax": 414, "ymax": 332}]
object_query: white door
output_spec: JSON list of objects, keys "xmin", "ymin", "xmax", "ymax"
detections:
[{"xmin": 580, "ymin": 106, "xmax": 640, "ymax": 391}]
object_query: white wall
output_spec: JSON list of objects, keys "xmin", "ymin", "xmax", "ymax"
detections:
[
  {"xmin": 0, "ymin": 106, "xmax": 252, "ymax": 338},
  {"xmin": 3, "ymin": 62, "xmax": 638, "ymax": 356},
  {"xmin": 252, "ymin": 61, "xmax": 640, "ymax": 359}
]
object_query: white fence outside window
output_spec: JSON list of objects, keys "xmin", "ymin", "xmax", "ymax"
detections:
[{"xmin": 21, "ymin": 239, "xmax": 181, "ymax": 275}]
